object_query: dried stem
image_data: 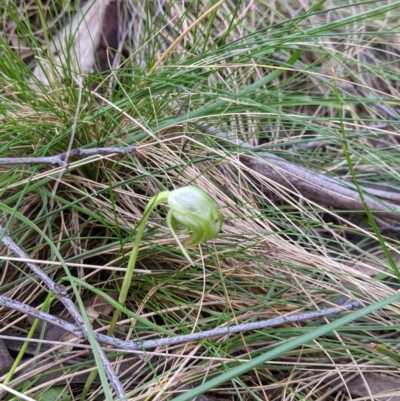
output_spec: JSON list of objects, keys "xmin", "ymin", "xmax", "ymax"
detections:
[
  {"xmin": 199, "ymin": 122, "xmax": 400, "ymax": 220},
  {"xmin": 0, "ymin": 146, "xmax": 136, "ymax": 167},
  {"xmin": 0, "ymin": 291, "xmax": 360, "ymax": 351},
  {"xmin": 0, "ymin": 227, "xmax": 126, "ymax": 400}
]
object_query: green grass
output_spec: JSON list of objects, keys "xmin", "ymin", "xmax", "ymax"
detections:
[{"xmin": 1, "ymin": 0, "xmax": 400, "ymax": 400}]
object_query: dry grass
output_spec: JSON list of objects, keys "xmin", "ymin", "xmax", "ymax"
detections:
[{"xmin": 1, "ymin": 0, "xmax": 400, "ymax": 400}]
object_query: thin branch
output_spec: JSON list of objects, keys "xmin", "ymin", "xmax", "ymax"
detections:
[
  {"xmin": 0, "ymin": 227, "xmax": 126, "ymax": 400},
  {"xmin": 0, "ymin": 291, "xmax": 360, "ymax": 351},
  {"xmin": 137, "ymin": 299, "xmax": 360, "ymax": 349},
  {"xmin": 0, "ymin": 295, "xmax": 82, "ymax": 337},
  {"xmin": 0, "ymin": 294, "xmax": 139, "ymax": 350},
  {"xmin": 0, "ymin": 146, "xmax": 136, "ymax": 167}
]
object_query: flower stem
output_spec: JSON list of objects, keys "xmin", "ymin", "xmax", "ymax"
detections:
[{"xmin": 108, "ymin": 191, "xmax": 170, "ymax": 335}]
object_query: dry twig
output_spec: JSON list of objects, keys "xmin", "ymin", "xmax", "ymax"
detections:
[
  {"xmin": 0, "ymin": 146, "xmax": 136, "ymax": 167},
  {"xmin": 199, "ymin": 123, "xmax": 400, "ymax": 221},
  {"xmin": 0, "ymin": 290, "xmax": 360, "ymax": 351},
  {"xmin": 0, "ymin": 227, "xmax": 126, "ymax": 400}
]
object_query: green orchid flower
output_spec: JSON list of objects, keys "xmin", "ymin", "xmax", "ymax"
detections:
[
  {"xmin": 109, "ymin": 186, "xmax": 223, "ymax": 334},
  {"xmin": 167, "ymin": 186, "xmax": 223, "ymax": 248}
]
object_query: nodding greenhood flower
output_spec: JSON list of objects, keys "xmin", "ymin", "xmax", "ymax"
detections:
[
  {"xmin": 167, "ymin": 186, "xmax": 223, "ymax": 249},
  {"xmin": 110, "ymin": 185, "xmax": 222, "ymax": 333}
]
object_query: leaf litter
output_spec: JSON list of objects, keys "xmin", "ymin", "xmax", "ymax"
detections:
[{"xmin": 32, "ymin": 0, "xmax": 115, "ymax": 87}]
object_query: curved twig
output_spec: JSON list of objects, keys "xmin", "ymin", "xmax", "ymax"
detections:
[{"xmin": 0, "ymin": 227, "xmax": 126, "ymax": 400}]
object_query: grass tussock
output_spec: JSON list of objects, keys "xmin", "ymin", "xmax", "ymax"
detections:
[{"xmin": 1, "ymin": 0, "xmax": 400, "ymax": 400}]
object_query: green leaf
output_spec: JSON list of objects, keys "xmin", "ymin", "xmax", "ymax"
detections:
[{"xmin": 33, "ymin": 386, "xmax": 71, "ymax": 401}]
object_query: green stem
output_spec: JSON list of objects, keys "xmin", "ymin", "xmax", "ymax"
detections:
[
  {"xmin": 108, "ymin": 191, "xmax": 170, "ymax": 335},
  {"xmin": 83, "ymin": 186, "xmax": 220, "ymax": 398},
  {"xmin": 82, "ymin": 192, "xmax": 171, "ymax": 400}
]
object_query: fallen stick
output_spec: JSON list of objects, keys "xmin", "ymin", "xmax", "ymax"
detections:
[
  {"xmin": 200, "ymin": 123, "xmax": 400, "ymax": 220},
  {"xmin": 0, "ymin": 292, "xmax": 360, "ymax": 351},
  {"xmin": 0, "ymin": 227, "xmax": 126, "ymax": 400},
  {"xmin": 0, "ymin": 146, "xmax": 136, "ymax": 167}
]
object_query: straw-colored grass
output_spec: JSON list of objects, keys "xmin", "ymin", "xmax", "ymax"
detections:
[{"xmin": 1, "ymin": 0, "xmax": 400, "ymax": 400}]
